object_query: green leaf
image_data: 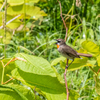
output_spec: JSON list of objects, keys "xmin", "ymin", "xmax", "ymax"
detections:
[
  {"xmin": 6, "ymin": 15, "xmax": 21, "ymax": 29},
  {"xmin": 51, "ymin": 66, "xmax": 65, "ymax": 84},
  {"xmin": 94, "ymin": 96, "xmax": 100, "ymax": 100},
  {"xmin": 69, "ymin": 90, "xmax": 80, "ymax": 100},
  {"xmin": 0, "ymin": 29, "xmax": 12, "ymax": 44},
  {"xmin": 14, "ymin": 53, "xmax": 55, "ymax": 77},
  {"xmin": 0, "ymin": 12, "xmax": 21, "ymax": 29},
  {"xmin": 7, "ymin": 5, "xmax": 47, "ymax": 19},
  {"xmin": 26, "ymin": 0, "xmax": 39, "ymax": 3},
  {"xmin": 8, "ymin": 0, "xmax": 24, "ymax": 6},
  {"xmin": 0, "ymin": 0, "xmax": 3, "ymax": 2},
  {"xmin": 11, "ymin": 67, "xmax": 66, "ymax": 100},
  {"xmin": 68, "ymin": 57, "xmax": 88, "ymax": 71},
  {"xmin": 7, "ymin": 0, "xmax": 39, "ymax": 6},
  {"xmin": 51, "ymin": 56, "xmax": 89, "ymax": 71},
  {"xmin": 51, "ymin": 56, "xmax": 66, "ymax": 66},
  {"xmin": 94, "ymin": 76, "xmax": 100, "ymax": 95},
  {"xmin": 12, "ymin": 53, "xmax": 80, "ymax": 100},
  {"xmin": 11, "ymin": 68, "xmax": 80, "ymax": 100},
  {"xmin": 0, "ymin": 84, "xmax": 36, "ymax": 100},
  {"xmin": 81, "ymin": 40, "xmax": 100, "ymax": 56}
]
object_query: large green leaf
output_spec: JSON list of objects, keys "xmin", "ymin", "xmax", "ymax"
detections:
[
  {"xmin": 6, "ymin": 15, "xmax": 21, "ymax": 29},
  {"xmin": 11, "ymin": 68, "xmax": 79, "ymax": 100},
  {"xmin": 0, "ymin": 84, "xmax": 36, "ymax": 100},
  {"xmin": 81, "ymin": 40, "xmax": 100, "ymax": 56},
  {"xmin": 7, "ymin": 5, "xmax": 47, "ymax": 19},
  {"xmin": 0, "ymin": 12, "xmax": 21, "ymax": 29},
  {"xmin": 10, "ymin": 53, "xmax": 79, "ymax": 100},
  {"xmin": 14, "ymin": 53, "xmax": 55, "ymax": 77}
]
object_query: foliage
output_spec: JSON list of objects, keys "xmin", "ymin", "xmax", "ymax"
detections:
[{"xmin": 0, "ymin": 0, "xmax": 100, "ymax": 100}]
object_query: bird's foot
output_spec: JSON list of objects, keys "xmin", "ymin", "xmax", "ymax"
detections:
[{"xmin": 65, "ymin": 65, "xmax": 68, "ymax": 69}]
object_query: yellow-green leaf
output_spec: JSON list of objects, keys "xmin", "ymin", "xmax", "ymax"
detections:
[
  {"xmin": 81, "ymin": 40, "xmax": 100, "ymax": 56},
  {"xmin": 0, "ymin": 29, "xmax": 11, "ymax": 44},
  {"xmin": 7, "ymin": 5, "xmax": 47, "ymax": 19},
  {"xmin": 8, "ymin": 0, "xmax": 24, "ymax": 6},
  {"xmin": 51, "ymin": 56, "xmax": 66, "ymax": 66}
]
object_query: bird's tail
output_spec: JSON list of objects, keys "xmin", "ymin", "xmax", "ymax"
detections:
[{"xmin": 77, "ymin": 53, "xmax": 92, "ymax": 57}]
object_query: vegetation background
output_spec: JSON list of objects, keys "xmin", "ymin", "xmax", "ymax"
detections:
[{"xmin": 0, "ymin": 0, "xmax": 100, "ymax": 100}]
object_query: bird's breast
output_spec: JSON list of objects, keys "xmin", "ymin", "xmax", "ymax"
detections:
[{"xmin": 56, "ymin": 44, "xmax": 60, "ymax": 49}]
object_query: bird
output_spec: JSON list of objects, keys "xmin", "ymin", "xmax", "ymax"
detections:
[{"xmin": 55, "ymin": 39, "xmax": 92, "ymax": 68}]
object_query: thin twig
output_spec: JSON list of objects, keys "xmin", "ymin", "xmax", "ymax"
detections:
[{"xmin": 57, "ymin": 0, "xmax": 68, "ymax": 41}]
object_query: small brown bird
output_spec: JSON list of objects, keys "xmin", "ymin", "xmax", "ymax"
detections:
[{"xmin": 55, "ymin": 39, "xmax": 92, "ymax": 67}]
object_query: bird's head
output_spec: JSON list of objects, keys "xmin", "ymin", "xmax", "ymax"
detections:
[{"xmin": 55, "ymin": 39, "xmax": 66, "ymax": 49}]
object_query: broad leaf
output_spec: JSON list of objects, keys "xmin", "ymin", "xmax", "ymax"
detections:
[
  {"xmin": 8, "ymin": 0, "xmax": 24, "ymax": 6},
  {"xmin": 10, "ymin": 53, "xmax": 79, "ymax": 100},
  {"xmin": 14, "ymin": 53, "xmax": 55, "ymax": 77},
  {"xmin": 7, "ymin": 5, "xmax": 47, "ymax": 19},
  {"xmin": 0, "ymin": 84, "xmax": 37, "ymax": 100},
  {"xmin": 51, "ymin": 56, "xmax": 90, "ymax": 71},
  {"xmin": 81, "ymin": 40, "xmax": 100, "ymax": 56}
]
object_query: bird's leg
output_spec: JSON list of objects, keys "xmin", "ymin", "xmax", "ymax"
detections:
[
  {"xmin": 66, "ymin": 60, "xmax": 74, "ymax": 69},
  {"xmin": 65, "ymin": 59, "xmax": 69, "ymax": 69}
]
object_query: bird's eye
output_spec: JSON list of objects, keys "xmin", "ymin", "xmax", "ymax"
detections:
[{"xmin": 58, "ymin": 40, "xmax": 61, "ymax": 43}]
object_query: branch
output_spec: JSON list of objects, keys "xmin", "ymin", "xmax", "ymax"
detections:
[{"xmin": 57, "ymin": 0, "xmax": 68, "ymax": 41}]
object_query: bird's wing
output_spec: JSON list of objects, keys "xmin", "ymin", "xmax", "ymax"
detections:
[{"xmin": 61, "ymin": 45, "xmax": 80, "ymax": 58}]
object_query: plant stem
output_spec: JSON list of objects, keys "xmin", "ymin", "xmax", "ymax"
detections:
[
  {"xmin": 4, "ymin": 0, "xmax": 7, "ymax": 57},
  {"xmin": 57, "ymin": 0, "xmax": 68, "ymax": 41},
  {"xmin": 1, "ymin": 61, "xmax": 5, "ymax": 84},
  {"xmin": 64, "ymin": 59, "xmax": 69, "ymax": 100}
]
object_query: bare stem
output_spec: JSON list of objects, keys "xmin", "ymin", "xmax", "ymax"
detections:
[{"xmin": 64, "ymin": 59, "xmax": 69, "ymax": 100}]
